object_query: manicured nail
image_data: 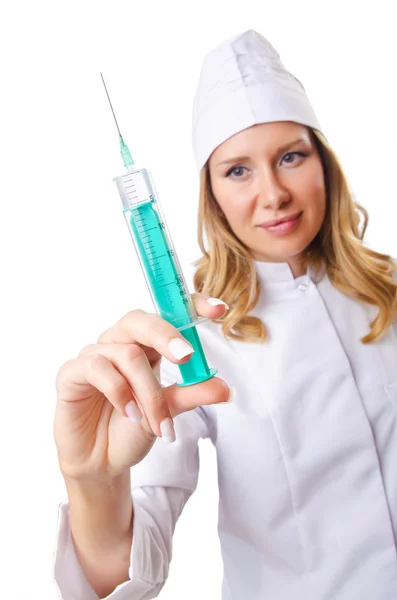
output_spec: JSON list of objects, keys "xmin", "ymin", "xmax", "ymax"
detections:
[
  {"xmin": 168, "ymin": 338, "xmax": 194, "ymax": 360},
  {"xmin": 125, "ymin": 401, "xmax": 143, "ymax": 422},
  {"xmin": 227, "ymin": 387, "xmax": 237, "ymax": 402},
  {"xmin": 207, "ymin": 297, "xmax": 229, "ymax": 310},
  {"xmin": 217, "ymin": 387, "xmax": 237, "ymax": 406},
  {"xmin": 160, "ymin": 417, "xmax": 176, "ymax": 443}
]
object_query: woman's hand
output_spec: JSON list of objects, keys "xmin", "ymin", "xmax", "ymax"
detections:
[{"xmin": 54, "ymin": 294, "xmax": 230, "ymax": 482}]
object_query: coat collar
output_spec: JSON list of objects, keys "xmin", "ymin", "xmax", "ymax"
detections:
[
  {"xmin": 253, "ymin": 260, "xmax": 305, "ymax": 283},
  {"xmin": 252, "ymin": 260, "xmax": 323, "ymax": 303}
]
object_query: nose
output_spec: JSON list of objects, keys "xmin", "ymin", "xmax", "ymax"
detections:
[{"xmin": 255, "ymin": 167, "xmax": 291, "ymax": 209}]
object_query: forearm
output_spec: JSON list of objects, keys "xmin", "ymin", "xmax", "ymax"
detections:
[{"xmin": 64, "ymin": 471, "xmax": 133, "ymax": 598}]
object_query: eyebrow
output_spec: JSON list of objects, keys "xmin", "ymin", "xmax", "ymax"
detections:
[{"xmin": 215, "ymin": 137, "xmax": 309, "ymax": 167}]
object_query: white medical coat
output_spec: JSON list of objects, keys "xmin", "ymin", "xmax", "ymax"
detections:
[{"xmin": 53, "ymin": 260, "xmax": 397, "ymax": 599}]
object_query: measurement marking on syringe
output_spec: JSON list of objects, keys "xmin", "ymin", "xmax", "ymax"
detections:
[
  {"xmin": 142, "ymin": 235, "xmax": 158, "ymax": 242},
  {"xmin": 158, "ymin": 281, "xmax": 177, "ymax": 289}
]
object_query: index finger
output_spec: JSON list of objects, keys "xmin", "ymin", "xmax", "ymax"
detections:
[
  {"xmin": 98, "ymin": 293, "xmax": 229, "ymax": 358},
  {"xmin": 97, "ymin": 309, "xmax": 196, "ymax": 365}
]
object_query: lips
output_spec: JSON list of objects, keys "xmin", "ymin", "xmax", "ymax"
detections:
[{"xmin": 260, "ymin": 212, "xmax": 303, "ymax": 228}]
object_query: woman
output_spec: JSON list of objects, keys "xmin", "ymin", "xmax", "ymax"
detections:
[{"xmin": 53, "ymin": 30, "xmax": 397, "ymax": 599}]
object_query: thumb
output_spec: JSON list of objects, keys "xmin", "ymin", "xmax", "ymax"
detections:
[{"xmin": 163, "ymin": 376, "xmax": 233, "ymax": 418}]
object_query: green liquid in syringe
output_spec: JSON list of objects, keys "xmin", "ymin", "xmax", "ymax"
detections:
[{"xmin": 127, "ymin": 199, "xmax": 192, "ymax": 329}]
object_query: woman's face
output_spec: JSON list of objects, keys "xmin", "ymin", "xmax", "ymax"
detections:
[{"xmin": 208, "ymin": 122, "xmax": 326, "ymax": 276}]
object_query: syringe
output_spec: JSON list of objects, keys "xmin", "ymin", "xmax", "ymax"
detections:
[{"xmin": 100, "ymin": 74, "xmax": 218, "ymax": 387}]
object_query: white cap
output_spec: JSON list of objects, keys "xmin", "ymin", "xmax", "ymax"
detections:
[{"xmin": 192, "ymin": 29, "xmax": 323, "ymax": 173}]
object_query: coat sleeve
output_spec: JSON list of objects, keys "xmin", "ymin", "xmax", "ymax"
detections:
[{"xmin": 53, "ymin": 358, "xmax": 212, "ymax": 600}]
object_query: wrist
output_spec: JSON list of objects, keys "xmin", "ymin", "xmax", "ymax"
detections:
[
  {"xmin": 64, "ymin": 469, "xmax": 131, "ymax": 498},
  {"xmin": 65, "ymin": 470, "xmax": 133, "ymax": 545}
]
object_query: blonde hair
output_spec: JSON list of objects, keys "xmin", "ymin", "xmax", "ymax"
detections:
[{"xmin": 193, "ymin": 129, "xmax": 397, "ymax": 344}]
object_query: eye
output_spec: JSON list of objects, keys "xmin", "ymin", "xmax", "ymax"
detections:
[
  {"xmin": 281, "ymin": 151, "xmax": 307, "ymax": 165},
  {"xmin": 225, "ymin": 166, "xmax": 248, "ymax": 179}
]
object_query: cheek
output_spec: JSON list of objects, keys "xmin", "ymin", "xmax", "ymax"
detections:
[
  {"xmin": 307, "ymin": 176, "xmax": 327, "ymax": 232},
  {"xmin": 300, "ymin": 166, "xmax": 326, "ymax": 211},
  {"xmin": 214, "ymin": 189, "xmax": 250, "ymax": 225},
  {"xmin": 314, "ymin": 168, "xmax": 326, "ymax": 197},
  {"xmin": 223, "ymin": 200, "xmax": 252, "ymax": 230},
  {"xmin": 315, "ymin": 173, "xmax": 327, "ymax": 215}
]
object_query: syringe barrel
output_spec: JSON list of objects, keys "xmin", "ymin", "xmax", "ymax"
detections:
[
  {"xmin": 113, "ymin": 166, "xmax": 217, "ymax": 386},
  {"xmin": 114, "ymin": 167, "xmax": 199, "ymax": 329}
]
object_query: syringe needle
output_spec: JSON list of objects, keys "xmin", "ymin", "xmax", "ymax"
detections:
[
  {"xmin": 100, "ymin": 72, "xmax": 122, "ymax": 137},
  {"xmin": 100, "ymin": 72, "xmax": 134, "ymax": 168}
]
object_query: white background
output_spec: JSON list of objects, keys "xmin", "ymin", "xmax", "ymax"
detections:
[{"xmin": 0, "ymin": 1, "xmax": 396, "ymax": 598}]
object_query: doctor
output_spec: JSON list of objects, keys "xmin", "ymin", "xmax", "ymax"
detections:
[{"xmin": 53, "ymin": 30, "xmax": 397, "ymax": 599}]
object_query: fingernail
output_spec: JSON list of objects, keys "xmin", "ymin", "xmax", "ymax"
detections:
[
  {"xmin": 207, "ymin": 297, "xmax": 229, "ymax": 310},
  {"xmin": 160, "ymin": 417, "xmax": 176, "ymax": 443},
  {"xmin": 168, "ymin": 338, "xmax": 194, "ymax": 360},
  {"xmin": 227, "ymin": 387, "xmax": 237, "ymax": 402},
  {"xmin": 125, "ymin": 401, "xmax": 143, "ymax": 422},
  {"xmin": 218, "ymin": 387, "xmax": 236, "ymax": 405}
]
